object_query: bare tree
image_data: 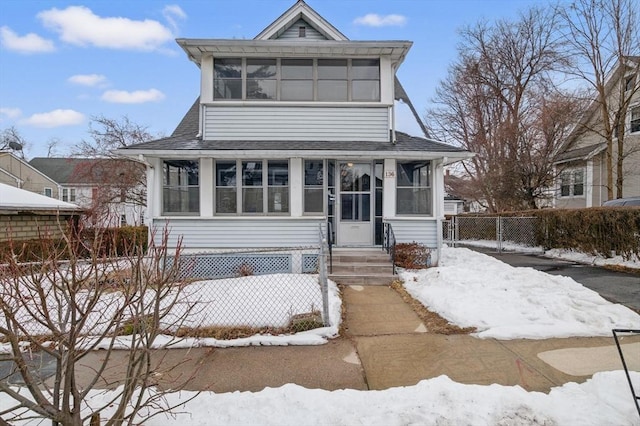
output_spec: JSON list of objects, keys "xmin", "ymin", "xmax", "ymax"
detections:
[
  {"xmin": 0, "ymin": 127, "xmax": 29, "ymax": 159},
  {"xmin": 559, "ymin": 0, "xmax": 640, "ymax": 199},
  {"xmin": 72, "ymin": 116, "xmax": 157, "ymax": 227},
  {"xmin": 0, "ymin": 225, "xmax": 197, "ymax": 425},
  {"xmin": 428, "ymin": 7, "xmax": 577, "ymax": 211}
]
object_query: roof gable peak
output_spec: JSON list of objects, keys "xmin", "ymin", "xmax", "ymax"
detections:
[{"xmin": 254, "ymin": 0, "xmax": 348, "ymax": 41}]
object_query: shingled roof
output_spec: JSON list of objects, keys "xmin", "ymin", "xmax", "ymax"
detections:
[{"xmin": 29, "ymin": 158, "xmax": 144, "ymax": 185}]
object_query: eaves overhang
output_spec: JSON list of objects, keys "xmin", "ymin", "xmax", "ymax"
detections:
[
  {"xmin": 176, "ymin": 39, "xmax": 413, "ymax": 67},
  {"xmin": 117, "ymin": 148, "xmax": 473, "ymax": 162}
]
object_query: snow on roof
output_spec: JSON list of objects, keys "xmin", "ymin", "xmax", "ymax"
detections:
[{"xmin": 0, "ymin": 183, "xmax": 81, "ymax": 212}]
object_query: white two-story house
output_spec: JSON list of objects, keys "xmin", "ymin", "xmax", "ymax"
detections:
[{"xmin": 119, "ymin": 1, "xmax": 471, "ymax": 264}]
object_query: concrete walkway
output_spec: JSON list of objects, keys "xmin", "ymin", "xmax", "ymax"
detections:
[{"xmin": 70, "ymin": 283, "xmax": 639, "ymax": 394}]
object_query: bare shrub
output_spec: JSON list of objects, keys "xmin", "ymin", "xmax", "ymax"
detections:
[{"xmin": 0, "ymin": 224, "xmax": 199, "ymax": 425}]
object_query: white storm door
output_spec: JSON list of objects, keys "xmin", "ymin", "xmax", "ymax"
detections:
[{"xmin": 337, "ymin": 162, "xmax": 372, "ymax": 246}]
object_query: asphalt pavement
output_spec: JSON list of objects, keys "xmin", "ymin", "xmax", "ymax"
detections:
[{"xmin": 468, "ymin": 247, "xmax": 640, "ymax": 313}]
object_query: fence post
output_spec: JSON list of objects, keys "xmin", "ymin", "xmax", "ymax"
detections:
[
  {"xmin": 496, "ymin": 216, "xmax": 503, "ymax": 253},
  {"xmin": 453, "ymin": 216, "xmax": 459, "ymax": 248}
]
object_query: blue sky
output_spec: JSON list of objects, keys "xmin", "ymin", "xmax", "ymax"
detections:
[{"xmin": 0, "ymin": 0, "xmax": 545, "ymax": 158}]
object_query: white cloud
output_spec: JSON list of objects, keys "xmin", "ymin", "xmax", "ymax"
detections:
[
  {"xmin": 0, "ymin": 26, "xmax": 55, "ymax": 54},
  {"xmin": 163, "ymin": 5, "xmax": 187, "ymax": 33},
  {"xmin": 101, "ymin": 89, "xmax": 165, "ymax": 104},
  {"xmin": 353, "ymin": 13, "xmax": 407, "ymax": 27},
  {"xmin": 0, "ymin": 107, "xmax": 22, "ymax": 120},
  {"xmin": 21, "ymin": 109, "xmax": 85, "ymax": 128},
  {"xmin": 68, "ymin": 74, "xmax": 107, "ymax": 87},
  {"xmin": 37, "ymin": 6, "xmax": 173, "ymax": 51}
]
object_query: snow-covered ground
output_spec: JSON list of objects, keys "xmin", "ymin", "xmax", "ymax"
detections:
[
  {"xmin": 2, "ymin": 248, "xmax": 640, "ymax": 425},
  {"xmin": 2, "ymin": 372, "xmax": 638, "ymax": 425},
  {"xmin": 401, "ymin": 247, "xmax": 640, "ymax": 339}
]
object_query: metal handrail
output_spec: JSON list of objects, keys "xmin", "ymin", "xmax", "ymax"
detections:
[
  {"xmin": 326, "ymin": 219, "xmax": 333, "ymax": 274},
  {"xmin": 383, "ymin": 222, "xmax": 397, "ymax": 275}
]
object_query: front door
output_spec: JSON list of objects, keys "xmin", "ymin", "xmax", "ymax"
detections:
[{"xmin": 337, "ymin": 162, "xmax": 372, "ymax": 246}]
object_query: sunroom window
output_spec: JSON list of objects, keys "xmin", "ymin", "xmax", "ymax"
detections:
[
  {"xmin": 396, "ymin": 161, "xmax": 432, "ymax": 215},
  {"xmin": 213, "ymin": 58, "xmax": 380, "ymax": 101},
  {"xmin": 162, "ymin": 160, "xmax": 199, "ymax": 215},
  {"xmin": 304, "ymin": 160, "xmax": 324, "ymax": 213},
  {"xmin": 215, "ymin": 160, "xmax": 289, "ymax": 215}
]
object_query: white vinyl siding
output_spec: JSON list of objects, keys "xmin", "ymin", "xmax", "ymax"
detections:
[
  {"xmin": 204, "ymin": 105, "xmax": 389, "ymax": 141},
  {"xmin": 152, "ymin": 217, "xmax": 323, "ymax": 248},
  {"xmin": 277, "ymin": 19, "xmax": 327, "ymax": 40},
  {"xmin": 384, "ymin": 219, "xmax": 438, "ymax": 248}
]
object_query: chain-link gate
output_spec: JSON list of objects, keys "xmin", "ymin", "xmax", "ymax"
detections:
[{"xmin": 444, "ymin": 216, "xmax": 542, "ymax": 253}]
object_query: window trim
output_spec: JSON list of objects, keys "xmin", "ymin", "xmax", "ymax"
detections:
[
  {"xmin": 43, "ymin": 187, "xmax": 53, "ymax": 198},
  {"xmin": 214, "ymin": 159, "xmax": 290, "ymax": 216}
]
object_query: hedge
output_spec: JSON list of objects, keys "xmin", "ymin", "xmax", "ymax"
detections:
[
  {"xmin": 0, "ymin": 226, "xmax": 149, "ymax": 263},
  {"xmin": 456, "ymin": 208, "xmax": 640, "ymax": 260}
]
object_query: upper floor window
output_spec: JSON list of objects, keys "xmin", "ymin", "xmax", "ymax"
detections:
[
  {"xmin": 213, "ymin": 58, "xmax": 380, "ymax": 102},
  {"xmin": 162, "ymin": 160, "xmax": 199, "ymax": 215},
  {"xmin": 43, "ymin": 187, "xmax": 52, "ymax": 198},
  {"xmin": 624, "ymin": 75, "xmax": 635, "ymax": 92},
  {"xmin": 396, "ymin": 161, "xmax": 432, "ymax": 215},
  {"xmin": 214, "ymin": 58, "xmax": 242, "ymax": 99},
  {"xmin": 631, "ymin": 105, "xmax": 640, "ymax": 134},
  {"xmin": 559, "ymin": 168, "xmax": 584, "ymax": 197}
]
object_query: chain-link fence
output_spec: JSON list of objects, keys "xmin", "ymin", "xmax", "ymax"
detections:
[
  {"xmin": 1, "ymin": 245, "xmax": 331, "ymax": 343},
  {"xmin": 444, "ymin": 216, "xmax": 542, "ymax": 253},
  {"xmin": 163, "ymin": 244, "xmax": 330, "ymax": 331}
]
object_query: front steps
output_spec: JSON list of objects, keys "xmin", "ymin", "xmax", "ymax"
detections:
[{"xmin": 328, "ymin": 248, "xmax": 396, "ymax": 286}]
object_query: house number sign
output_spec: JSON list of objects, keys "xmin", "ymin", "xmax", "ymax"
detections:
[{"xmin": 385, "ymin": 170, "xmax": 396, "ymax": 178}]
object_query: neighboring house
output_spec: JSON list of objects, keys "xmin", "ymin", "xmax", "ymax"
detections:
[
  {"xmin": 117, "ymin": 1, "xmax": 471, "ymax": 262},
  {"xmin": 444, "ymin": 196, "xmax": 465, "ymax": 216},
  {"xmin": 0, "ymin": 183, "xmax": 81, "ymax": 243},
  {"xmin": 29, "ymin": 158, "xmax": 146, "ymax": 228},
  {"xmin": 0, "ymin": 151, "xmax": 60, "ymax": 199},
  {"xmin": 554, "ymin": 57, "xmax": 640, "ymax": 208}
]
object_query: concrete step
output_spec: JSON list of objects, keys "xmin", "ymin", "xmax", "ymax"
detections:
[
  {"xmin": 329, "ymin": 274, "xmax": 397, "ymax": 286},
  {"xmin": 330, "ymin": 251, "xmax": 391, "ymax": 264},
  {"xmin": 330, "ymin": 263, "xmax": 394, "ymax": 275}
]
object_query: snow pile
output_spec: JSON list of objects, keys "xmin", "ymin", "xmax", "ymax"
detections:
[
  {"xmin": 3, "ymin": 371, "xmax": 638, "ymax": 425},
  {"xmin": 546, "ymin": 248, "xmax": 640, "ymax": 270},
  {"xmin": 401, "ymin": 247, "xmax": 640, "ymax": 339}
]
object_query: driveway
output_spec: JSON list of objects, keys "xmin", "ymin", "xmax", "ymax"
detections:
[{"xmin": 467, "ymin": 247, "xmax": 640, "ymax": 313}]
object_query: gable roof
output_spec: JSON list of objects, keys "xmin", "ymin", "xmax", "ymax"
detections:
[
  {"xmin": 0, "ymin": 183, "xmax": 80, "ymax": 212},
  {"xmin": 29, "ymin": 158, "xmax": 144, "ymax": 185},
  {"xmin": 0, "ymin": 151, "xmax": 60, "ymax": 187},
  {"xmin": 558, "ymin": 56, "xmax": 640, "ymax": 154},
  {"xmin": 554, "ymin": 142, "xmax": 606, "ymax": 165},
  {"xmin": 254, "ymin": 0, "xmax": 347, "ymax": 41}
]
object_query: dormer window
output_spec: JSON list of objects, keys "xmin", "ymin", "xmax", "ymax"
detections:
[{"xmin": 298, "ymin": 26, "xmax": 306, "ymax": 38}]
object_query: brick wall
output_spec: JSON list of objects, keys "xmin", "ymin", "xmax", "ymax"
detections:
[{"xmin": 0, "ymin": 214, "xmax": 76, "ymax": 242}]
